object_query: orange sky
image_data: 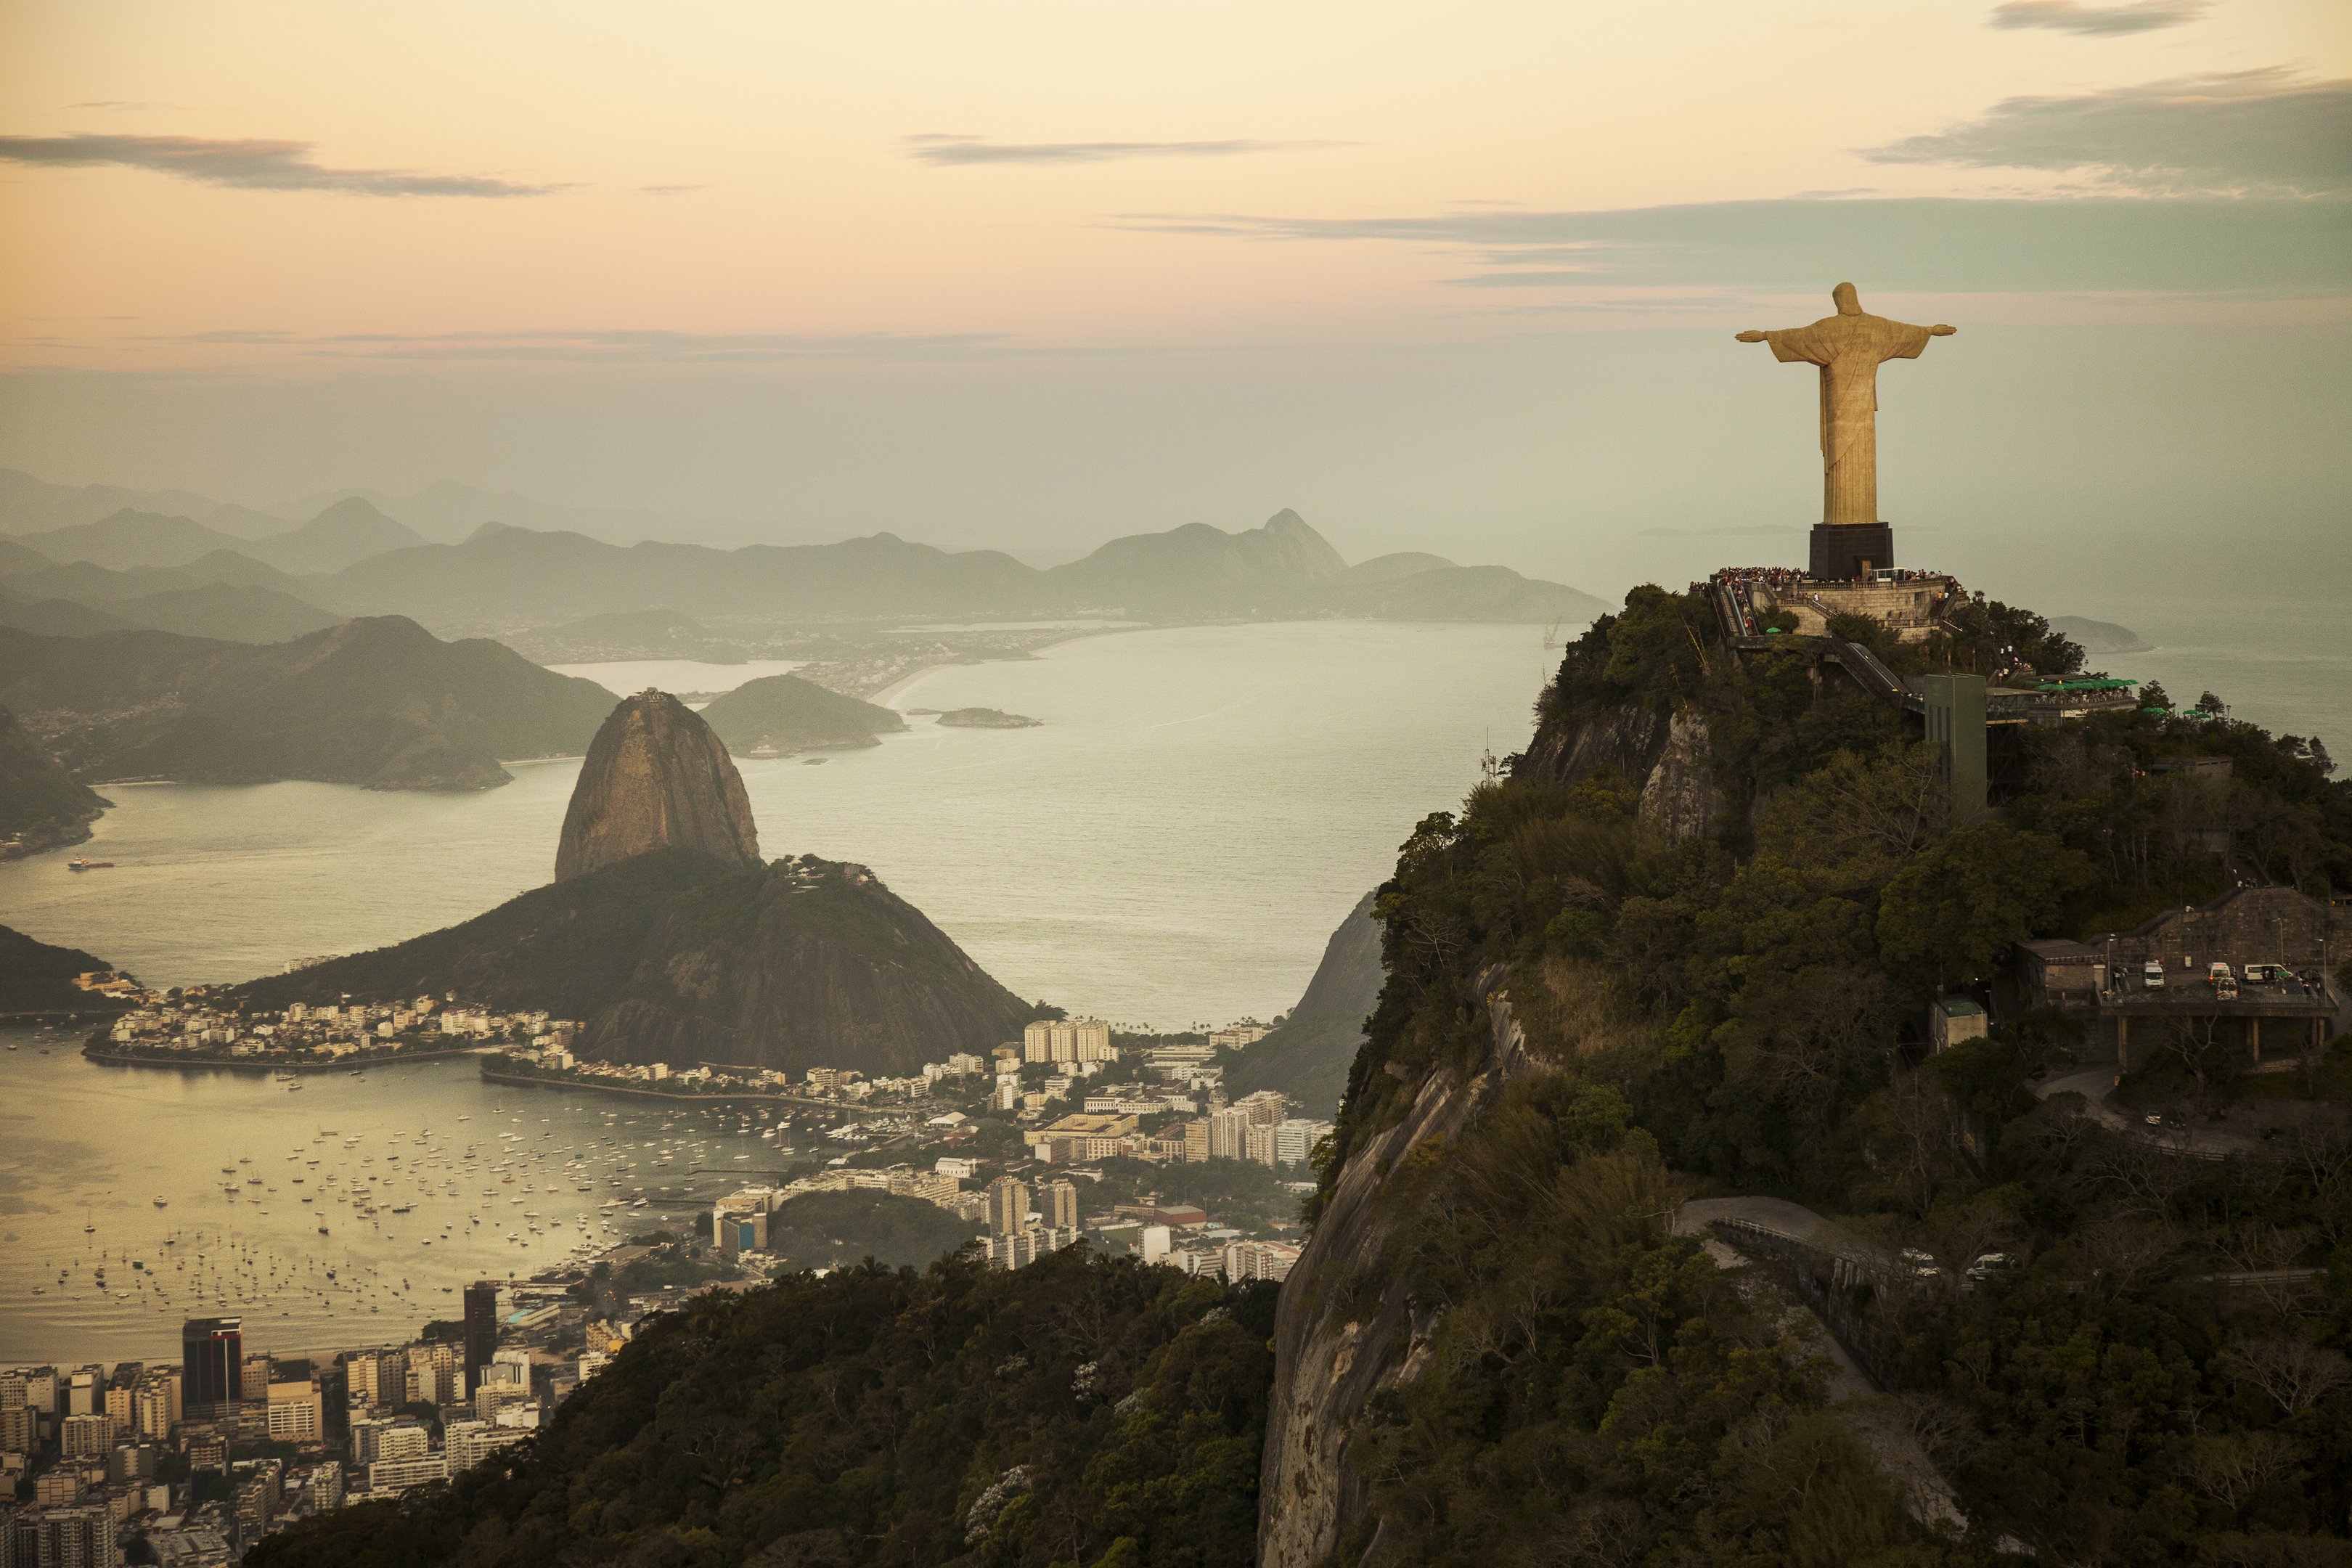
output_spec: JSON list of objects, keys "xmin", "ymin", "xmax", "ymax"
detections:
[{"xmin": 4, "ymin": 0, "xmax": 2345, "ymax": 373}]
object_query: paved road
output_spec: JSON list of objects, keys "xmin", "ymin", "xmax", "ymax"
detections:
[{"xmin": 2034, "ymin": 1067, "xmax": 2247, "ymax": 1158}]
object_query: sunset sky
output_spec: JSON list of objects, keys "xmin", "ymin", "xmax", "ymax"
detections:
[{"xmin": 1, "ymin": 0, "xmax": 2345, "ymax": 585}]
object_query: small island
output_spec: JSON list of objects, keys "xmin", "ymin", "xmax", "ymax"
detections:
[
  {"xmin": 698, "ymin": 673, "xmax": 907, "ymax": 756},
  {"xmin": 933, "ymin": 707, "xmax": 1042, "ymax": 729},
  {"xmin": 2049, "ymin": 615, "xmax": 2154, "ymax": 654}
]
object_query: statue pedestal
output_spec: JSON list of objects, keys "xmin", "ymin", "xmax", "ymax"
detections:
[{"xmin": 1808, "ymin": 523, "xmax": 1892, "ymax": 582}]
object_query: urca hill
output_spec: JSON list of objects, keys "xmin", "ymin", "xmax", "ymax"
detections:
[{"xmin": 240, "ymin": 690, "xmax": 1039, "ymax": 1074}]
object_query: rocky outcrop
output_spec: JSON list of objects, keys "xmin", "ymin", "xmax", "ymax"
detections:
[
  {"xmin": 1523, "ymin": 699, "xmax": 1720, "ymax": 842},
  {"xmin": 555, "ymin": 691, "xmax": 760, "ymax": 880},
  {"xmin": 1522, "ymin": 698, "xmax": 1669, "ymax": 785},
  {"xmin": 1222, "ymin": 890, "xmax": 1384, "ymax": 1119},
  {"xmin": 1258, "ymin": 968, "xmax": 1551, "ymax": 1567},
  {"xmin": 1637, "ymin": 707, "xmax": 1722, "ymax": 841}
]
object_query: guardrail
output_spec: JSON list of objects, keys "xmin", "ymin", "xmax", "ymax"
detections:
[{"xmin": 1707, "ymin": 1217, "xmax": 1906, "ymax": 1391}]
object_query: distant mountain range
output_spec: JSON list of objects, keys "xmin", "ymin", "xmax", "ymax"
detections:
[
  {"xmin": 0, "ymin": 616, "xmax": 615, "ymax": 791},
  {"xmin": 306, "ymin": 508, "xmax": 1606, "ymax": 626},
  {"xmin": 16, "ymin": 497, "xmax": 426, "ymax": 576},
  {"xmin": 1, "ymin": 468, "xmax": 1608, "ymax": 636}
]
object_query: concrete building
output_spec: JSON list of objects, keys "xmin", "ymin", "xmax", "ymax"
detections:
[
  {"xmin": 986, "ymin": 1177, "xmax": 1030, "ymax": 1236},
  {"xmin": 2019, "ymin": 886, "xmax": 2345, "ymax": 1068},
  {"xmin": 1929, "ymin": 997, "xmax": 1988, "ymax": 1053},
  {"xmin": 1045, "ymin": 1180, "xmax": 1079, "ymax": 1229},
  {"xmin": 57, "ymin": 1414, "xmax": 110, "ymax": 1461},
  {"xmin": 445, "ymin": 1419, "xmax": 530, "ymax": 1470},
  {"xmin": 984, "ymin": 1225, "xmax": 1080, "ymax": 1270},
  {"xmin": 367, "ymin": 1453, "xmax": 449, "ymax": 1495},
  {"xmin": 264, "ymin": 1361, "xmax": 322, "ymax": 1445},
  {"xmin": 1222, "ymin": 1241, "xmax": 1302, "ymax": 1283},
  {"xmin": 1024, "ymin": 1018, "xmax": 1115, "ymax": 1064},
  {"xmin": 713, "ymin": 1188, "xmax": 780, "ymax": 1257},
  {"xmin": 1274, "ymin": 1119, "xmax": 1331, "ymax": 1169},
  {"xmin": 1, "ymin": 1503, "xmax": 115, "ymax": 1568},
  {"xmin": 1026, "ymin": 1111, "xmax": 1137, "ymax": 1163}
]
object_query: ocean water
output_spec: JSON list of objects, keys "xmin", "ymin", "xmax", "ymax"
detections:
[
  {"xmin": 0, "ymin": 1038, "xmax": 777, "ymax": 1363},
  {"xmin": 547, "ymin": 658, "xmax": 805, "ymax": 697},
  {"xmin": 1, "ymin": 621, "xmax": 1554, "ymax": 1027}
]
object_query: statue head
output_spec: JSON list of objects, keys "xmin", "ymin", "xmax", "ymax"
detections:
[{"xmin": 1832, "ymin": 282, "xmax": 1862, "ymax": 316}]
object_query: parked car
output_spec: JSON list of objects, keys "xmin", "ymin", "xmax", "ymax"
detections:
[
  {"xmin": 2142, "ymin": 960, "xmax": 2165, "ymax": 989},
  {"xmin": 2208, "ymin": 960, "xmax": 2236, "ymax": 986},
  {"xmin": 1900, "ymin": 1247, "xmax": 1942, "ymax": 1278}
]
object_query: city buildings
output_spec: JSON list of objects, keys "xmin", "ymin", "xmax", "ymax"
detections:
[
  {"xmin": 462, "ymin": 1282, "xmax": 500, "ymax": 1397},
  {"xmin": 179, "ymin": 1320, "xmax": 240, "ymax": 1421},
  {"xmin": 1021, "ymin": 1018, "xmax": 1116, "ymax": 1064}
]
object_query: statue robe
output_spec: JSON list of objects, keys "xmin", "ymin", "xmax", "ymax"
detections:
[{"xmin": 1755, "ymin": 311, "xmax": 1934, "ymax": 526}]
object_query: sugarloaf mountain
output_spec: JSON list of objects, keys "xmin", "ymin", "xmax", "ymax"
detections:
[{"xmin": 240, "ymin": 689, "xmax": 1038, "ymax": 1073}]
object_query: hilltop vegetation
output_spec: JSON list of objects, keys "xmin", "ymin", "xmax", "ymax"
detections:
[
  {"xmin": 0, "ymin": 923, "xmax": 132, "ymax": 1013},
  {"xmin": 237, "ymin": 848, "xmax": 1041, "ymax": 1078},
  {"xmin": 250, "ymin": 1251, "xmax": 1275, "ymax": 1568},
  {"xmin": 760, "ymin": 1191, "xmax": 981, "ymax": 1273},
  {"xmin": 700, "ymin": 674, "xmax": 907, "ymax": 754},
  {"xmin": 0, "ymin": 616, "xmax": 613, "ymax": 789},
  {"xmin": 1304, "ymin": 585, "xmax": 2352, "ymax": 1562},
  {"xmin": 0, "ymin": 703, "xmax": 107, "ymax": 853}
]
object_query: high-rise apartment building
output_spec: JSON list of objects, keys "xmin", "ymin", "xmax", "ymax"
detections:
[
  {"xmin": 1023, "ymin": 1018, "xmax": 1115, "ymax": 1063},
  {"xmin": 986, "ymin": 1176, "xmax": 1030, "ymax": 1236},
  {"xmin": 181, "ymin": 1318, "xmax": 242, "ymax": 1419},
  {"xmin": 3, "ymin": 1503, "xmax": 115, "ymax": 1568},
  {"xmin": 462, "ymin": 1282, "xmax": 500, "ymax": 1397},
  {"xmin": 1275, "ymin": 1118, "xmax": 1333, "ymax": 1169},
  {"xmin": 1045, "ymin": 1179, "xmax": 1079, "ymax": 1228}
]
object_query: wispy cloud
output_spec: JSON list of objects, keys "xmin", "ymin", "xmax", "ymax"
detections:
[
  {"xmin": 1440, "ymin": 269, "xmax": 1600, "ymax": 288},
  {"xmin": 160, "ymin": 327, "xmax": 1008, "ymax": 364},
  {"xmin": 1865, "ymin": 68, "xmax": 2352, "ymax": 195},
  {"xmin": 639, "ymin": 184, "xmax": 704, "ymax": 196},
  {"xmin": 0, "ymin": 133, "xmax": 564, "ymax": 197},
  {"xmin": 1109, "ymin": 197, "xmax": 2352, "ymax": 295},
  {"xmin": 67, "ymin": 100, "xmax": 193, "ymax": 112},
  {"xmin": 905, "ymin": 134, "xmax": 1344, "ymax": 166},
  {"xmin": 1988, "ymin": 1, "xmax": 2207, "ymax": 35}
]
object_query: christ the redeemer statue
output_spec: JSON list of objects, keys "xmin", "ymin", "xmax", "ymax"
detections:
[{"xmin": 1737, "ymin": 282, "xmax": 1953, "ymax": 580}]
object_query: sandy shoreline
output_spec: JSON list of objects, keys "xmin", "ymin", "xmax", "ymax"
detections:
[{"xmin": 871, "ymin": 624, "xmax": 1138, "ymax": 707}]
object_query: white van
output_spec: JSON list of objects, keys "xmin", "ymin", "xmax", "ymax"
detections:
[{"xmin": 2141, "ymin": 960, "xmax": 2165, "ymax": 990}]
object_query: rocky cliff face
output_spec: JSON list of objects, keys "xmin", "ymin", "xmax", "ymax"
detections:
[
  {"xmin": 1636, "ymin": 706, "xmax": 1722, "ymax": 841},
  {"xmin": 1257, "ymin": 968, "xmax": 1551, "ymax": 1566},
  {"xmin": 556, "ymin": 690, "xmax": 761, "ymax": 880},
  {"xmin": 1524, "ymin": 699, "xmax": 1720, "ymax": 841}
]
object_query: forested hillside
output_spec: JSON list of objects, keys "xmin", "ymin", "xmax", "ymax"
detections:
[
  {"xmin": 241, "ymin": 584, "xmax": 2352, "ymax": 1568},
  {"xmin": 1281, "ymin": 584, "xmax": 2352, "ymax": 1564},
  {"xmin": 252, "ymin": 1251, "xmax": 1275, "ymax": 1568}
]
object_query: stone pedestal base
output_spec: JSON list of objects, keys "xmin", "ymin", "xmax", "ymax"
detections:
[{"xmin": 1808, "ymin": 523, "xmax": 1892, "ymax": 582}]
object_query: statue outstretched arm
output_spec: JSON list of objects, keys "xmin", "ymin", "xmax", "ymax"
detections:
[
  {"xmin": 1735, "ymin": 330, "xmax": 1768, "ymax": 343},
  {"xmin": 1931, "ymin": 324, "xmax": 1956, "ymax": 335}
]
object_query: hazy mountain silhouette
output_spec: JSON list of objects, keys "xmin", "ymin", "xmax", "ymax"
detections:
[{"xmin": 0, "ymin": 616, "xmax": 613, "ymax": 789}]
